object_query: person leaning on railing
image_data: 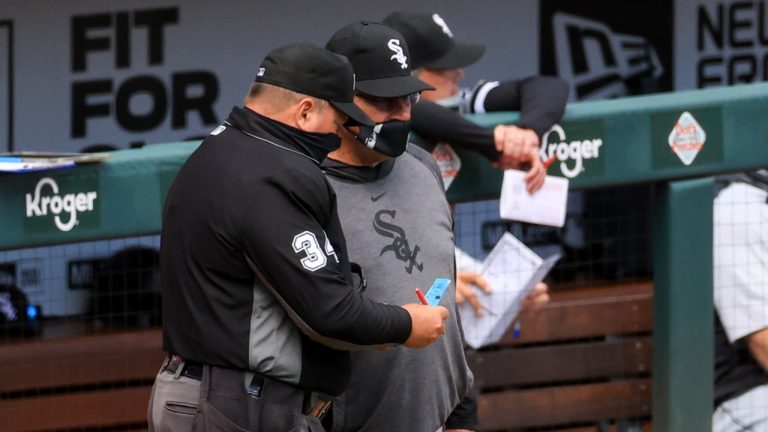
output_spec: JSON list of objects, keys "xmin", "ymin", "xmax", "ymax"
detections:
[{"xmin": 383, "ymin": 10, "xmax": 562, "ymax": 316}]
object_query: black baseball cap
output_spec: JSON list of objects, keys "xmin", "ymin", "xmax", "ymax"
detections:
[
  {"xmin": 326, "ymin": 21, "xmax": 434, "ymax": 98},
  {"xmin": 383, "ymin": 11, "xmax": 486, "ymax": 70},
  {"xmin": 255, "ymin": 42, "xmax": 373, "ymax": 126}
]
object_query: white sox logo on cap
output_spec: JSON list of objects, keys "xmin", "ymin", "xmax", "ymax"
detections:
[
  {"xmin": 387, "ymin": 39, "xmax": 408, "ymax": 69},
  {"xmin": 432, "ymin": 14, "xmax": 454, "ymax": 38}
]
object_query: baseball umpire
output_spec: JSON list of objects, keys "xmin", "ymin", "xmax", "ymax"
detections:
[{"xmin": 147, "ymin": 42, "xmax": 448, "ymax": 432}]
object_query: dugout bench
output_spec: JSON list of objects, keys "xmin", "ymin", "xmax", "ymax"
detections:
[
  {"xmin": 0, "ymin": 283, "xmax": 651, "ymax": 432},
  {"xmin": 470, "ymin": 282, "xmax": 653, "ymax": 431},
  {"xmin": 0, "ymin": 329, "xmax": 163, "ymax": 431}
]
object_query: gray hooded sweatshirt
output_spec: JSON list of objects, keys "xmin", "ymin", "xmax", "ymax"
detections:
[{"xmin": 322, "ymin": 144, "xmax": 474, "ymax": 431}]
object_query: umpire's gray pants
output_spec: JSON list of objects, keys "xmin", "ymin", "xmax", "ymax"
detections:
[
  {"xmin": 148, "ymin": 359, "xmax": 201, "ymax": 432},
  {"xmin": 147, "ymin": 357, "xmax": 325, "ymax": 431}
]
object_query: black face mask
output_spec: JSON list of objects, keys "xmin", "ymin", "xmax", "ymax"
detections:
[
  {"xmin": 291, "ymin": 128, "xmax": 342, "ymax": 154},
  {"xmin": 244, "ymin": 110, "xmax": 341, "ymax": 161},
  {"xmin": 353, "ymin": 120, "xmax": 411, "ymax": 158}
]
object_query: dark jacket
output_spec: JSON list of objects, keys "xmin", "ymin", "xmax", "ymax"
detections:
[{"xmin": 161, "ymin": 106, "xmax": 411, "ymax": 395}]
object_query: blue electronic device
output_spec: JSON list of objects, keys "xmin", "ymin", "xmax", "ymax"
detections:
[{"xmin": 424, "ymin": 278, "xmax": 451, "ymax": 306}]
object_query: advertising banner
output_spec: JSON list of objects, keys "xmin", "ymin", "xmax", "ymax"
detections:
[
  {"xmin": 539, "ymin": 0, "xmax": 674, "ymax": 101},
  {"xmin": 675, "ymin": 0, "xmax": 768, "ymax": 90},
  {"xmin": 0, "ymin": 0, "xmax": 538, "ymax": 153},
  {"xmin": 2, "ymin": 0, "xmax": 766, "ymax": 154}
]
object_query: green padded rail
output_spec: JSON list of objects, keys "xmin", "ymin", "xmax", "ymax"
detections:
[
  {"xmin": 447, "ymin": 81, "xmax": 768, "ymax": 201},
  {"xmin": 1, "ymin": 82, "xmax": 767, "ymax": 250}
]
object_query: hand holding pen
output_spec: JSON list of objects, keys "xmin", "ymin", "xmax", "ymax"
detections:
[{"xmin": 401, "ymin": 295, "xmax": 448, "ymax": 348}]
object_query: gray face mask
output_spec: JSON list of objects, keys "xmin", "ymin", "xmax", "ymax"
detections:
[
  {"xmin": 435, "ymin": 88, "xmax": 471, "ymax": 114},
  {"xmin": 434, "ymin": 93, "xmax": 463, "ymax": 110},
  {"xmin": 353, "ymin": 120, "xmax": 411, "ymax": 158}
]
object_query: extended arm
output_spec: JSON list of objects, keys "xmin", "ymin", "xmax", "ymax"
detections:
[
  {"xmin": 478, "ymin": 76, "xmax": 569, "ymax": 138},
  {"xmin": 410, "ymin": 99, "xmax": 499, "ymax": 160},
  {"xmin": 747, "ymin": 328, "xmax": 768, "ymax": 372},
  {"xmin": 242, "ymin": 172, "xmax": 446, "ymax": 350}
]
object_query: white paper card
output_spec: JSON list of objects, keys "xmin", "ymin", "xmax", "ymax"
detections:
[
  {"xmin": 499, "ymin": 169, "xmax": 569, "ymax": 227},
  {"xmin": 459, "ymin": 232, "xmax": 561, "ymax": 349}
]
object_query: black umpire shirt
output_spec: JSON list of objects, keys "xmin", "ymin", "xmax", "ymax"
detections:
[{"xmin": 161, "ymin": 106, "xmax": 412, "ymax": 396}]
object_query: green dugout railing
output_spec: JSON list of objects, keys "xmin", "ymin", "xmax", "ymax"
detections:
[{"xmin": 2, "ymin": 82, "xmax": 768, "ymax": 430}]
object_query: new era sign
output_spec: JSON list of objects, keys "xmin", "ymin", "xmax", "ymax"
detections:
[{"xmin": 540, "ymin": 0, "xmax": 673, "ymax": 101}]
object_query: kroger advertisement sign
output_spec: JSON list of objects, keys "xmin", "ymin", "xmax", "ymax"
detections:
[
  {"xmin": 540, "ymin": 122, "xmax": 604, "ymax": 179},
  {"xmin": 25, "ymin": 177, "xmax": 99, "ymax": 232},
  {"xmin": 22, "ymin": 175, "xmax": 101, "ymax": 234}
]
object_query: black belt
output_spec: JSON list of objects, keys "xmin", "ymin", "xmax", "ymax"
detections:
[
  {"xmin": 163, "ymin": 354, "xmax": 203, "ymax": 380},
  {"xmin": 161, "ymin": 355, "xmax": 331, "ymax": 420}
]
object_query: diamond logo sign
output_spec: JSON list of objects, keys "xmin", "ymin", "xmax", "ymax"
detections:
[{"xmin": 668, "ymin": 111, "xmax": 706, "ymax": 166}]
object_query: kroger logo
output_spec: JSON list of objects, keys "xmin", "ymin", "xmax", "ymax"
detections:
[
  {"xmin": 540, "ymin": 124, "xmax": 603, "ymax": 178},
  {"xmin": 25, "ymin": 177, "xmax": 98, "ymax": 232}
]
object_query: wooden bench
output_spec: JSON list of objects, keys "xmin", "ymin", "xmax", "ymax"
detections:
[
  {"xmin": 0, "ymin": 328, "xmax": 164, "ymax": 432},
  {"xmin": 470, "ymin": 282, "xmax": 654, "ymax": 431},
  {"xmin": 0, "ymin": 282, "xmax": 652, "ymax": 431}
]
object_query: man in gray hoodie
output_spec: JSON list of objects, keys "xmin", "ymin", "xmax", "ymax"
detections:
[{"xmin": 323, "ymin": 21, "xmax": 476, "ymax": 431}]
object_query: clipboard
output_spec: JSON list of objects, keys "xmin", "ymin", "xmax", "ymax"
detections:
[{"xmin": 459, "ymin": 232, "xmax": 561, "ymax": 348}]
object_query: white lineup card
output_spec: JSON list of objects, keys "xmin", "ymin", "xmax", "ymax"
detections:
[
  {"xmin": 459, "ymin": 232, "xmax": 560, "ymax": 348},
  {"xmin": 499, "ymin": 169, "xmax": 569, "ymax": 227}
]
